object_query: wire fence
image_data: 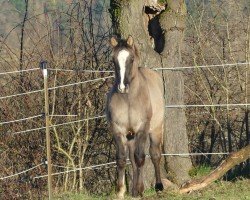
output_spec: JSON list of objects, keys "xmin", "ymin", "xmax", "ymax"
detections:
[
  {"xmin": 165, "ymin": 103, "xmax": 250, "ymax": 108},
  {"xmin": 0, "ymin": 163, "xmax": 44, "ymax": 180},
  {"xmin": 0, "ymin": 68, "xmax": 40, "ymax": 76},
  {"xmin": 46, "ymin": 62, "xmax": 250, "ymax": 73},
  {"xmin": 33, "ymin": 152, "xmax": 230, "ymax": 179},
  {"xmin": 0, "ymin": 62, "xmax": 248, "ymax": 184},
  {"xmin": 154, "ymin": 62, "xmax": 250, "ymax": 71},
  {"xmin": 0, "ymin": 114, "xmax": 43, "ymax": 125},
  {"xmin": 0, "ymin": 76, "xmax": 114, "ymax": 100},
  {"xmin": 48, "ymin": 68, "xmax": 114, "ymax": 73},
  {"xmin": 0, "ymin": 89, "xmax": 43, "ymax": 100},
  {"xmin": 8, "ymin": 114, "xmax": 106, "ymax": 136},
  {"xmin": 5, "ymin": 102, "xmax": 250, "ymax": 135},
  {"xmin": 0, "ymin": 62, "xmax": 249, "ymax": 76},
  {"xmin": 0, "ymin": 152, "xmax": 230, "ymax": 181},
  {"xmin": 0, "ymin": 62, "xmax": 249, "ymax": 101}
]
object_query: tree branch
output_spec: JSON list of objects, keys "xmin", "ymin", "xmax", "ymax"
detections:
[
  {"xmin": 19, "ymin": 0, "xmax": 29, "ymax": 89},
  {"xmin": 180, "ymin": 145, "xmax": 250, "ymax": 194}
]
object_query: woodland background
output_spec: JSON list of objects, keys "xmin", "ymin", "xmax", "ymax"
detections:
[{"xmin": 0, "ymin": 0, "xmax": 249, "ymax": 199}]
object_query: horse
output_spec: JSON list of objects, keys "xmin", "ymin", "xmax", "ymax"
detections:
[{"xmin": 106, "ymin": 35, "xmax": 164, "ymax": 198}]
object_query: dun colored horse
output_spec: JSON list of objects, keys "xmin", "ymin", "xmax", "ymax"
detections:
[{"xmin": 106, "ymin": 36, "xmax": 164, "ymax": 198}]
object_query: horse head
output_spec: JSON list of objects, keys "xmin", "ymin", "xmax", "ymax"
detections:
[{"xmin": 110, "ymin": 35, "xmax": 139, "ymax": 93}]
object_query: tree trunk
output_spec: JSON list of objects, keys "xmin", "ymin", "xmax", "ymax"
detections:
[
  {"xmin": 110, "ymin": 0, "xmax": 192, "ymax": 188},
  {"xmin": 159, "ymin": 0, "xmax": 193, "ymax": 185}
]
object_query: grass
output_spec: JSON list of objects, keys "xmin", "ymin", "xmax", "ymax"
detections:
[
  {"xmin": 145, "ymin": 179, "xmax": 250, "ymax": 200},
  {"xmin": 54, "ymin": 179, "xmax": 250, "ymax": 200},
  {"xmin": 188, "ymin": 164, "xmax": 212, "ymax": 178}
]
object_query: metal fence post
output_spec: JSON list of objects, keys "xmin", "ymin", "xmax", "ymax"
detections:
[{"xmin": 40, "ymin": 61, "xmax": 52, "ymax": 199}]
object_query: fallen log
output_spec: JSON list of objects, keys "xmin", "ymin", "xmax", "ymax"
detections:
[{"xmin": 179, "ymin": 144, "xmax": 250, "ymax": 194}]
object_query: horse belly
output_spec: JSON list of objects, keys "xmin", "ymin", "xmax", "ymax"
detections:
[{"xmin": 141, "ymin": 69, "xmax": 164, "ymax": 131}]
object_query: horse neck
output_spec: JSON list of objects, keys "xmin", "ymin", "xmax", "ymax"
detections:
[{"xmin": 129, "ymin": 65, "xmax": 145, "ymax": 98}]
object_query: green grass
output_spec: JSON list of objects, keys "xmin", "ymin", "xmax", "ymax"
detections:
[
  {"xmin": 54, "ymin": 193, "xmax": 101, "ymax": 200},
  {"xmin": 54, "ymin": 179, "xmax": 250, "ymax": 200},
  {"xmin": 146, "ymin": 179, "xmax": 250, "ymax": 200},
  {"xmin": 188, "ymin": 164, "xmax": 213, "ymax": 178}
]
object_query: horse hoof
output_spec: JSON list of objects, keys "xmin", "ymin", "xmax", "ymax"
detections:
[
  {"xmin": 155, "ymin": 182, "xmax": 164, "ymax": 192},
  {"xmin": 131, "ymin": 197, "xmax": 141, "ymax": 200},
  {"xmin": 132, "ymin": 190, "xmax": 139, "ymax": 198},
  {"xmin": 115, "ymin": 194, "xmax": 125, "ymax": 200}
]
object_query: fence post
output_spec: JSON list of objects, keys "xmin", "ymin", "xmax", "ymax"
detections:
[{"xmin": 40, "ymin": 61, "xmax": 52, "ymax": 199}]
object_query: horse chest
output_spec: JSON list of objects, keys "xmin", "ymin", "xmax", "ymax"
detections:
[{"xmin": 110, "ymin": 100, "xmax": 150, "ymax": 135}]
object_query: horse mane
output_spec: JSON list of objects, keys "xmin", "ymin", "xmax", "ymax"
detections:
[{"xmin": 115, "ymin": 38, "xmax": 140, "ymax": 59}]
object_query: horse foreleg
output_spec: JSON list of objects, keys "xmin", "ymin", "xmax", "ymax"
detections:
[
  {"xmin": 149, "ymin": 130, "xmax": 164, "ymax": 192},
  {"xmin": 128, "ymin": 140, "xmax": 137, "ymax": 196},
  {"xmin": 114, "ymin": 134, "xmax": 127, "ymax": 199},
  {"xmin": 134, "ymin": 131, "xmax": 147, "ymax": 197}
]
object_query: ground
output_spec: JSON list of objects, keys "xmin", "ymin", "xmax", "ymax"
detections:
[{"xmin": 54, "ymin": 179, "xmax": 250, "ymax": 200}]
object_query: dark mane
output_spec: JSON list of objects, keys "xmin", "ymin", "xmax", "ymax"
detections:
[{"xmin": 113, "ymin": 38, "xmax": 140, "ymax": 59}]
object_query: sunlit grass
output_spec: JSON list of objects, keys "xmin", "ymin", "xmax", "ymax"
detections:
[
  {"xmin": 189, "ymin": 164, "xmax": 213, "ymax": 178},
  {"xmin": 54, "ymin": 179, "xmax": 250, "ymax": 200}
]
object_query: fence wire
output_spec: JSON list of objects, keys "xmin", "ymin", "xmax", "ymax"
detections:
[
  {"xmin": 33, "ymin": 152, "xmax": 230, "ymax": 179},
  {"xmin": 44, "ymin": 62, "xmax": 250, "ymax": 73},
  {"xmin": 0, "ymin": 68, "xmax": 40, "ymax": 76},
  {"xmin": 0, "ymin": 163, "xmax": 43, "ymax": 180},
  {"xmin": 2, "ymin": 106, "xmax": 249, "ymax": 136},
  {"xmin": 48, "ymin": 68, "xmax": 114, "ymax": 73},
  {"xmin": 0, "ymin": 89, "xmax": 43, "ymax": 100},
  {"xmin": 0, "ymin": 114, "xmax": 43, "ymax": 125},
  {"xmin": 0, "ymin": 76, "xmax": 114, "ymax": 100},
  {"xmin": 165, "ymin": 103, "xmax": 250, "ymax": 108},
  {"xmin": 48, "ymin": 76, "xmax": 114, "ymax": 90},
  {"xmin": 4, "ymin": 104, "xmax": 249, "ymax": 135},
  {"xmin": 0, "ymin": 151, "xmax": 232, "ymax": 180},
  {"xmin": 9, "ymin": 114, "xmax": 105, "ymax": 135},
  {"xmin": 155, "ymin": 62, "xmax": 250, "ymax": 71}
]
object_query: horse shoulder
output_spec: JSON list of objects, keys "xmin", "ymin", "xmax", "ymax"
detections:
[{"xmin": 138, "ymin": 67, "xmax": 163, "ymax": 92}]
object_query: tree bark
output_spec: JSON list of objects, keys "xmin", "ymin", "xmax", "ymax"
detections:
[
  {"xmin": 180, "ymin": 144, "xmax": 250, "ymax": 194},
  {"xmin": 110, "ymin": 0, "xmax": 192, "ymax": 188},
  {"xmin": 160, "ymin": 0, "xmax": 193, "ymax": 185}
]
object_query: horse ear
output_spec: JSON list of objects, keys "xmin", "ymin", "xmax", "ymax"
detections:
[
  {"xmin": 127, "ymin": 35, "xmax": 134, "ymax": 46},
  {"xmin": 110, "ymin": 36, "xmax": 118, "ymax": 47}
]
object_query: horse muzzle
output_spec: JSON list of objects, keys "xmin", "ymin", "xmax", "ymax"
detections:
[{"xmin": 118, "ymin": 84, "xmax": 129, "ymax": 93}]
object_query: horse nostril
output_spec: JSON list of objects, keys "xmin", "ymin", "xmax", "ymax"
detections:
[
  {"xmin": 118, "ymin": 84, "xmax": 128, "ymax": 93},
  {"xmin": 125, "ymin": 84, "xmax": 129, "ymax": 92},
  {"xmin": 118, "ymin": 85, "xmax": 124, "ymax": 92}
]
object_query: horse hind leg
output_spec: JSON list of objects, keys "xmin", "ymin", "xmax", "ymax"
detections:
[{"xmin": 149, "ymin": 129, "xmax": 164, "ymax": 192}]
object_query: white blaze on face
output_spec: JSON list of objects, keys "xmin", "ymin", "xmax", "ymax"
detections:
[{"xmin": 117, "ymin": 50, "xmax": 130, "ymax": 91}]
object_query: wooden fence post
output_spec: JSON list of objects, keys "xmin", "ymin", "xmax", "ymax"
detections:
[{"xmin": 40, "ymin": 61, "xmax": 52, "ymax": 199}]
